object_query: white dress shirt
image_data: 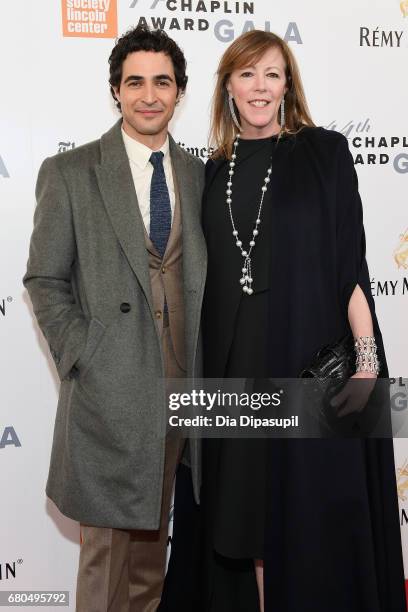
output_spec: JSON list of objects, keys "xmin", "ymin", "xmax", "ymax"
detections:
[{"xmin": 121, "ymin": 128, "xmax": 175, "ymax": 235}]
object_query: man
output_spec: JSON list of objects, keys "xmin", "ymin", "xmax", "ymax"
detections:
[{"xmin": 23, "ymin": 26, "xmax": 206, "ymax": 612}]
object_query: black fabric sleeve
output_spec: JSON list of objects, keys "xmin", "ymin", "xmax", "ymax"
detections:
[{"xmin": 335, "ymin": 135, "xmax": 387, "ymax": 374}]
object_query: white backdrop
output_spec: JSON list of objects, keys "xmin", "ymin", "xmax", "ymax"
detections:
[{"xmin": 1, "ymin": 0, "xmax": 407, "ymax": 608}]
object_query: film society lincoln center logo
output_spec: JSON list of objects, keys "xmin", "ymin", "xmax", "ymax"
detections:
[{"xmin": 61, "ymin": 0, "xmax": 117, "ymax": 38}]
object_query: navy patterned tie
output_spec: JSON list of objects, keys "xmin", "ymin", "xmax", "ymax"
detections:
[{"xmin": 149, "ymin": 151, "xmax": 171, "ymax": 259}]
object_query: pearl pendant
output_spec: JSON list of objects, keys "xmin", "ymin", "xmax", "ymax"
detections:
[{"xmin": 227, "ymin": 133, "xmax": 272, "ymax": 299}]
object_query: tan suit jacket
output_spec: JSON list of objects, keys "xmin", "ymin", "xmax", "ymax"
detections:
[{"xmin": 145, "ymin": 169, "xmax": 185, "ymax": 372}]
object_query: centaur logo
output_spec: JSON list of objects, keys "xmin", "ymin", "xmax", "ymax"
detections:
[
  {"xmin": 397, "ymin": 458, "xmax": 408, "ymax": 526},
  {"xmin": 397, "ymin": 458, "xmax": 408, "ymax": 500},
  {"xmin": 394, "ymin": 228, "xmax": 408, "ymax": 270},
  {"xmin": 0, "ymin": 427, "xmax": 21, "ymax": 449},
  {"xmin": 61, "ymin": 0, "xmax": 117, "ymax": 38},
  {"xmin": 0, "ymin": 154, "xmax": 9, "ymax": 178}
]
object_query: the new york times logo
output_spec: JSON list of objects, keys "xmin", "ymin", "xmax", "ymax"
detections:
[
  {"xmin": 177, "ymin": 141, "xmax": 212, "ymax": 159},
  {"xmin": 0, "ymin": 154, "xmax": 10, "ymax": 178},
  {"xmin": 0, "ymin": 427, "xmax": 21, "ymax": 450},
  {"xmin": 58, "ymin": 142, "xmax": 75, "ymax": 154},
  {"xmin": 129, "ymin": 0, "xmax": 303, "ymax": 44}
]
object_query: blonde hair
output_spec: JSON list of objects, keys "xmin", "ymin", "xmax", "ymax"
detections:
[{"xmin": 209, "ymin": 30, "xmax": 315, "ymax": 159}]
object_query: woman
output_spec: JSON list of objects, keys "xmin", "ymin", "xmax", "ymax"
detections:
[{"xmin": 200, "ymin": 30, "xmax": 406, "ymax": 612}]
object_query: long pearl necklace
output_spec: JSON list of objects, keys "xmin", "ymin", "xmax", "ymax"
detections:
[{"xmin": 226, "ymin": 133, "xmax": 272, "ymax": 296}]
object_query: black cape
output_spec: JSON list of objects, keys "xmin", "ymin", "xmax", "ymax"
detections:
[{"xmin": 197, "ymin": 128, "xmax": 406, "ymax": 612}]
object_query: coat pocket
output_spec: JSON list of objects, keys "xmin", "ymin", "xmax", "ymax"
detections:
[{"xmin": 73, "ymin": 317, "xmax": 106, "ymax": 377}]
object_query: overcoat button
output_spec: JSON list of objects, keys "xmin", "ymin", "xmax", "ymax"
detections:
[{"xmin": 120, "ymin": 302, "xmax": 131, "ymax": 313}]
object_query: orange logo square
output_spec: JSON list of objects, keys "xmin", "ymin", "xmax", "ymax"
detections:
[{"xmin": 61, "ymin": 0, "xmax": 117, "ymax": 38}]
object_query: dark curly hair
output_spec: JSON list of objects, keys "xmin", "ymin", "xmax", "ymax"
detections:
[{"xmin": 109, "ymin": 26, "xmax": 188, "ymax": 111}]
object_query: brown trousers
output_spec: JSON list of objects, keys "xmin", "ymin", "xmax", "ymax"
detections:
[{"xmin": 76, "ymin": 326, "xmax": 185, "ymax": 612}]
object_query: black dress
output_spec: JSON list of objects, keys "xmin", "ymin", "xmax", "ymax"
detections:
[{"xmin": 200, "ymin": 128, "xmax": 406, "ymax": 612}]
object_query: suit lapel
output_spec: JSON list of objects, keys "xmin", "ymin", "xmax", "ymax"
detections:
[
  {"xmin": 95, "ymin": 120, "xmax": 154, "ymax": 310},
  {"xmin": 169, "ymin": 137, "xmax": 206, "ymax": 294},
  {"xmin": 169, "ymin": 137, "xmax": 207, "ymax": 373},
  {"xmin": 95, "ymin": 123, "xmax": 206, "ymax": 371}
]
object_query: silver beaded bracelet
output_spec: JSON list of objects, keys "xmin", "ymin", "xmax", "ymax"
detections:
[{"xmin": 354, "ymin": 336, "xmax": 380, "ymax": 375}]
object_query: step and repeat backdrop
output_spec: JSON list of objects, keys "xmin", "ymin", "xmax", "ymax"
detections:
[{"xmin": 1, "ymin": 0, "xmax": 407, "ymax": 607}]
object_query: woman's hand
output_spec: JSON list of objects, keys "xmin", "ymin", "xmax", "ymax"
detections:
[{"xmin": 330, "ymin": 372, "xmax": 377, "ymax": 418}]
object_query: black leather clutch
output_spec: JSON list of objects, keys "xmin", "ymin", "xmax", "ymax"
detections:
[
  {"xmin": 299, "ymin": 335, "xmax": 356, "ymax": 433},
  {"xmin": 300, "ymin": 334, "xmax": 355, "ymax": 382},
  {"xmin": 299, "ymin": 335, "xmax": 382, "ymax": 436}
]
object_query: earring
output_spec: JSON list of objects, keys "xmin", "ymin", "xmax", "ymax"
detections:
[
  {"xmin": 280, "ymin": 96, "xmax": 285, "ymax": 128},
  {"xmin": 228, "ymin": 93, "xmax": 242, "ymax": 131}
]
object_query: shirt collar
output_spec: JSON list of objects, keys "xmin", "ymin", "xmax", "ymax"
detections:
[{"xmin": 121, "ymin": 127, "xmax": 169, "ymax": 170}]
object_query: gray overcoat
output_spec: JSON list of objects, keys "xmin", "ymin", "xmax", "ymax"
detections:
[{"xmin": 23, "ymin": 120, "xmax": 207, "ymax": 529}]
